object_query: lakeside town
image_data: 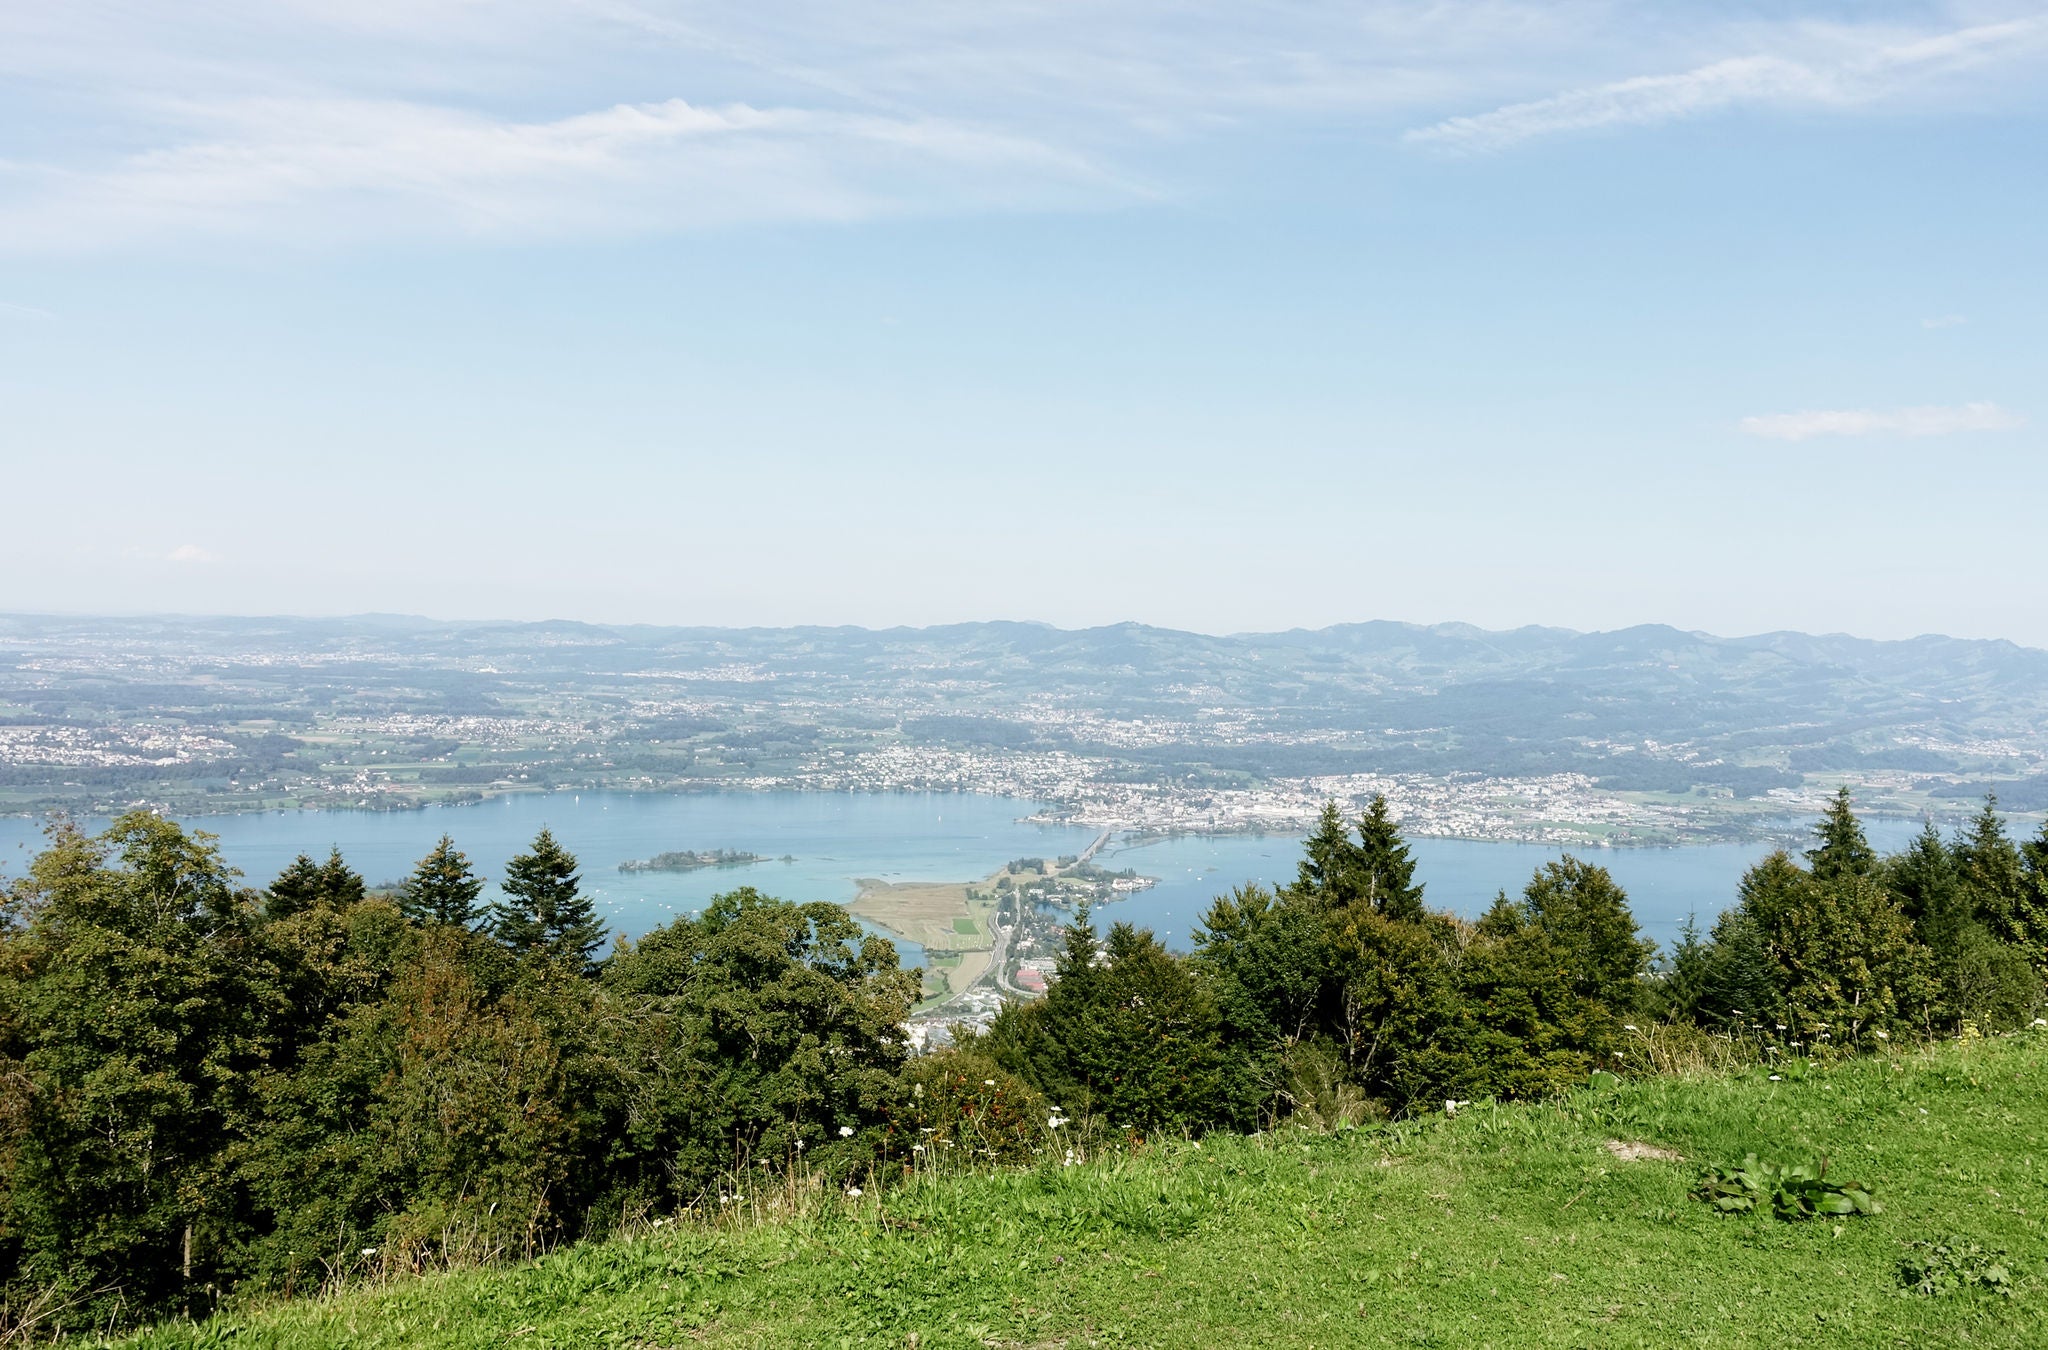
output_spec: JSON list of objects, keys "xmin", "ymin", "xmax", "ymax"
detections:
[{"xmin": 3, "ymin": 615, "xmax": 2043, "ymax": 847}]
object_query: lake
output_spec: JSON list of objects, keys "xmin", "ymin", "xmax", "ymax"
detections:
[{"xmin": 0, "ymin": 791, "xmax": 1926, "ymax": 959}]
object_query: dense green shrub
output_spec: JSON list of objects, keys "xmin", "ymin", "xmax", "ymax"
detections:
[
  {"xmin": 984, "ymin": 914, "xmax": 1250, "ymax": 1133},
  {"xmin": 596, "ymin": 887, "xmax": 919, "ymax": 1203},
  {"xmin": 892, "ymin": 1047, "xmax": 1047, "ymax": 1165}
]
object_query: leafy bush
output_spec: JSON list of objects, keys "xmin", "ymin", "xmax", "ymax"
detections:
[
  {"xmin": 1693, "ymin": 1154, "xmax": 1880, "ymax": 1221},
  {"xmin": 892, "ymin": 1048, "xmax": 1047, "ymax": 1166}
]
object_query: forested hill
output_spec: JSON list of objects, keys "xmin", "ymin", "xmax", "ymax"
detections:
[{"xmin": 2, "ymin": 613, "xmax": 2045, "ymax": 819}]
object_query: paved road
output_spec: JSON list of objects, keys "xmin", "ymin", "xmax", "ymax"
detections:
[{"xmin": 921, "ymin": 841, "xmax": 1114, "ymax": 1018}]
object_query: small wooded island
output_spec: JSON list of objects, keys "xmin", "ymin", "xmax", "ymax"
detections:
[{"xmin": 617, "ymin": 848, "xmax": 784, "ymax": 873}]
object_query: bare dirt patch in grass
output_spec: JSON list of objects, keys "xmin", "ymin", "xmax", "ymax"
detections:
[{"xmin": 1604, "ymin": 1139, "xmax": 1684, "ymax": 1162}]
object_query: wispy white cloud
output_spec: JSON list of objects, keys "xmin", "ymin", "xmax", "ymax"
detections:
[
  {"xmin": 1921, "ymin": 314, "xmax": 1968, "ymax": 329},
  {"xmin": 1407, "ymin": 16, "xmax": 2048, "ymax": 151},
  {"xmin": 1739, "ymin": 401, "xmax": 2024, "ymax": 441},
  {"xmin": 167, "ymin": 544, "xmax": 221, "ymax": 563},
  {"xmin": 0, "ymin": 95, "xmax": 1121, "ymax": 251},
  {"xmin": 3, "ymin": 3, "xmax": 2046, "ymax": 248},
  {"xmin": 0, "ymin": 299, "xmax": 54, "ymax": 319}
]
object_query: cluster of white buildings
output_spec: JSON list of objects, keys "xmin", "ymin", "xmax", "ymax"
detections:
[{"xmin": 0, "ymin": 724, "xmax": 239, "ymax": 769}]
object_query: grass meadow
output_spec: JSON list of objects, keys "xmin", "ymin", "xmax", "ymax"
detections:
[{"xmin": 113, "ymin": 1033, "xmax": 2046, "ymax": 1348}]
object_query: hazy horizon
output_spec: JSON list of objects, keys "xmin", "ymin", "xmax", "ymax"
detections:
[{"xmin": 5, "ymin": 606, "xmax": 2045, "ymax": 652}]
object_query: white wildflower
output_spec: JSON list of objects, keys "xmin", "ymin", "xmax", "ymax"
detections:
[
  {"xmin": 983, "ymin": 1079, "xmax": 996, "ymax": 1086},
  {"xmin": 360, "ymin": 1247, "xmax": 378, "ymax": 1257},
  {"xmin": 839, "ymin": 1125, "xmax": 855, "ymax": 1138},
  {"xmin": 1873, "ymin": 1029, "xmax": 1890, "ymax": 1040},
  {"xmin": 1768, "ymin": 1075, "xmax": 1783, "ymax": 1082},
  {"xmin": 1623, "ymin": 1024, "xmax": 1639, "ymax": 1032},
  {"xmin": 1444, "ymin": 1099, "xmax": 1470, "ymax": 1117},
  {"xmin": 844, "ymin": 1186, "xmax": 863, "ymax": 1199}
]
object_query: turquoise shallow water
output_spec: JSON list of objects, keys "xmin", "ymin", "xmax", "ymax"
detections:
[{"xmin": 0, "ymin": 792, "xmax": 1923, "ymax": 959}]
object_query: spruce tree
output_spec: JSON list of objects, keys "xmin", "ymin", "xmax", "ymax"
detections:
[
  {"xmin": 266, "ymin": 853, "xmax": 326, "ymax": 918},
  {"xmin": 1518, "ymin": 856, "xmax": 1654, "ymax": 1006},
  {"xmin": 266, "ymin": 847, "xmax": 364, "ymax": 918},
  {"xmin": 1054, "ymin": 901, "xmax": 1101, "ymax": 983},
  {"xmin": 2015, "ymin": 820, "xmax": 2048, "ymax": 973},
  {"xmin": 397, "ymin": 834, "xmax": 486, "ymax": 928},
  {"xmin": 1290, "ymin": 801, "xmax": 1362, "ymax": 909},
  {"xmin": 1890, "ymin": 820, "xmax": 1969, "ymax": 958},
  {"xmin": 1739, "ymin": 850, "xmax": 1920, "ymax": 1037},
  {"xmin": 1697, "ymin": 908, "xmax": 1784, "ymax": 1029},
  {"xmin": 1954, "ymin": 795, "xmax": 2026, "ymax": 938},
  {"xmin": 1354, "ymin": 795, "xmax": 1425, "ymax": 922},
  {"xmin": 491, "ymin": 828, "xmax": 605, "ymax": 971},
  {"xmin": 315, "ymin": 847, "xmax": 365, "ymax": 908},
  {"xmin": 1805, "ymin": 787, "xmax": 1876, "ymax": 881}
]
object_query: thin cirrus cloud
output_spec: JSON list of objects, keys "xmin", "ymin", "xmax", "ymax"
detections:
[
  {"xmin": 1738, "ymin": 402, "xmax": 2024, "ymax": 442},
  {"xmin": 1406, "ymin": 16, "xmax": 2048, "ymax": 152},
  {"xmin": 166, "ymin": 544, "xmax": 221, "ymax": 563},
  {"xmin": 3, "ymin": 3, "xmax": 2046, "ymax": 251},
  {"xmin": 0, "ymin": 95, "xmax": 1124, "ymax": 252}
]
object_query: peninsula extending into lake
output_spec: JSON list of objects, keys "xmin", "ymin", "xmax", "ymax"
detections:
[{"xmin": 850, "ymin": 832, "xmax": 1156, "ymax": 1018}]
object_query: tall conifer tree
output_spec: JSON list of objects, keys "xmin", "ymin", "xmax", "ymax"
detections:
[
  {"xmin": 1355, "ymin": 795, "xmax": 1425, "ymax": 922},
  {"xmin": 315, "ymin": 847, "xmax": 365, "ymax": 908},
  {"xmin": 491, "ymin": 828, "xmax": 605, "ymax": 970},
  {"xmin": 1954, "ymin": 795, "xmax": 2026, "ymax": 937},
  {"xmin": 266, "ymin": 847, "xmax": 365, "ymax": 918},
  {"xmin": 1291, "ymin": 802, "xmax": 1362, "ymax": 909},
  {"xmin": 397, "ymin": 835, "xmax": 486, "ymax": 928},
  {"xmin": 1805, "ymin": 787, "xmax": 1876, "ymax": 881},
  {"xmin": 1890, "ymin": 820, "xmax": 1968, "ymax": 957},
  {"xmin": 266, "ymin": 853, "xmax": 325, "ymax": 919},
  {"xmin": 2013, "ymin": 820, "xmax": 2048, "ymax": 973}
]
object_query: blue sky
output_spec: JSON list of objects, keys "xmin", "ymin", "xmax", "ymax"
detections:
[{"xmin": 2, "ymin": 2, "xmax": 2044, "ymax": 642}]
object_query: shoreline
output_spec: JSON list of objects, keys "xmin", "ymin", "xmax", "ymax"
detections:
[{"xmin": 0, "ymin": 782, "xmax": 1979, "ymax": 850}]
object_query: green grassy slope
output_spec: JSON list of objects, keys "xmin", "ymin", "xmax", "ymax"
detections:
[{"xmin": 124, "ymin": 1037, "xmax": 2047, "ymax": 1349}]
